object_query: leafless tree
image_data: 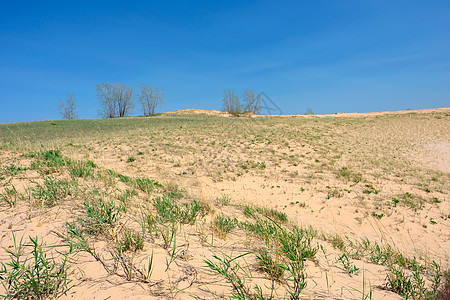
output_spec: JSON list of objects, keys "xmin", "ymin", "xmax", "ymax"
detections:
[
  {"xmin": 138, "ymin": 84, "xmax": 164, "ymax": 116},
  {"xmin": 114, "ymin": 83, "xmax": 134, "ymax": 117},
  {"xmin": 97, "ymin": 82, "xmax": 134, "ymax": 118},
  {"xmin": 97, "ymin": 83, "xmax": 116, "ymax": 118},
  {"xmin": 59, "ymin": 93, "xmax": 78, "ymax": 119},
  {"xmin": 222, "ymin": 89, "xmax": 242, "ymax": 114},
  {"xmin": 243, "ymin": 89, "xmax": 261, "ymax": 114}
]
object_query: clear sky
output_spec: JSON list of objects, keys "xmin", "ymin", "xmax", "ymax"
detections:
[{"xmin": 1, "ymin": 1, "xmax": 449, "ymax": 123}]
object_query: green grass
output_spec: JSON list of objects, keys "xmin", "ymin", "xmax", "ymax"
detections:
[
  {"xmin": 0, "ymin": 233, "xmax": 73, "ymax": 299},
  {"xmin": 215, "ymin": 194, "xmax": 231, "ymax": 206},
  {"xmin": 256, "ymin": 250, "xmax": 284, "ymax": 282},
  {"xmin": 398, "ymin": 192, "xmax": 425, "ymax": 209},
  {"xmin": 69, "ymin": 160, "xmax": 95, "ymax": 178},
  {"xmin": 337, "ymin": 253, "xmax": 359, "ymax": 275},
  {"xmin": 153, "ymin": 194, "xmax": 205, "ymax": 225},
  {"xmin": 336, "ymin": 166, "xmax": 363, "ymax": 183},
  {"xmin": 363, "ymin": 184, "xmax": 380, "ymax": 195},
  {"xmin": 213, "ymin": 214, "xmax": 238, "ymax": 238},
  {"xmin": 205, "ymin": 253, "xmax": 264, "ymax": 299},
  {"xmin": 3, "ymin": 164, "xmax": 28, "ymax": 176},
  {"xmin": 121, "ymin": 229, "xmax": 145, "ymax": 252},
  {"xmin": 80, "ymin": 197, "xmax": 123, "ymax": 234},
  {"xmin": 118, "ymin": 173, "xmax": 132, "ymax": 183},
  {"xmin": 29, "ymin": 149, "xmax": 71, "ymax": 169},
  {"xmin": 0, "ymin": 116, "xmax": 234, "ymax": 150},
  {"xmin": 135, "ymin": 177, "xmax": 162, "ymax": 194},
  {"xmin": 30, "ymin": 175, "xmax": 77, "ymax": 207},
  {"xmin": 0, "ymin": 185, "xmax": 19, "ymax": 208}
]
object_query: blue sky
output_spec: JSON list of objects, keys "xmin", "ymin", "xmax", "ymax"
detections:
[{"xmin": 1, "ymin": 1, "xmax": 449, "ymax": 123}]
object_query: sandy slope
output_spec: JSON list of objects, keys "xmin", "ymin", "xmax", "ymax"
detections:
[{"xmin": 0, "ymin": 107, "xmax": 449, "ymax": 299}]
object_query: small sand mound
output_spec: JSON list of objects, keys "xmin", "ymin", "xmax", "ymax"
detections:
[{"xmin": 163, "ymin": 108, "xmax": 231, "ymax": 117}]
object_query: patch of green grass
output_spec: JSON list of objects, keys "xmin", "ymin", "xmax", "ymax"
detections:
[
  {"xmin": 107, "ymin": 169, "xmax": 117, "ymax": 177},
  {"xmin": 392, "ymin": 198, "xmax": 400, "ymax": 207},
  {"xmin": 3, "ymin": 164, "xmax": 28, "ymax": 176},
  {"xmin": 213, "ymin": 214, "xmax": 238, "ymax": 238},
  {"xmin": 69, "ymin": 161, "xmax": 95, "ymax": 178},
  {"xmin": 30, "ymin": 176, "xmax": 77, "ymax": 207},
  {"xmin": 215, "ymin": 194, "xmax": 231, "ymax": 206},
  {"xmin": 242, "ymin": 205, "xmax": 288, "ymax": 223},
  {"xmin": 278, "ymin": 226, "xmax": 318, "ymax": 261},
  {"xmin": 121, "ymin": 229, "xmax": 144, "ymax": 252},
  {"xmin": 257, "ymin": 207, "xmax": 288, "ymax": 223},
  {"xmin": 398, "ymin": 192, "xmax": 424, "ymax": 210},
  {"xmin": 156, "ymin": 222, "xmax": 176, "ymax": 249},
  {"xmin": 135, "ymin": 178, "xmax": 162, "ymax": 194},
  {"xmin": 0, "ymin": 233, "xmax": 73, "ymax": 299},
  {"xmin": 385, "ymin": 265, "xmax": 437, "ymax": 299},
  {"xmin": 205, "ymin": 253, "xmax": 265, "ymax": 299},
  {"xmin": 239, "ymin": 217, "xmax": 278, "ymax": 243},
  {"xmin": 257, "ymin": 161, "xmax": 266, "ymax": 170},
  {"xmin": 337, "ymin": 253, "xmax": 359, "ymax": 275},
  {"xmin": 30, "ymin": 150, "xmax": 71, "ymax": 169},
  {"xmin": 139, "ymin": 210, "xmax": 156, "ymax": 237},
  {"xmin": 371, "ymin": 212, "xmax": 384, "ymax": 219},
  {"xmin": 116, "ymin": 189, "xmax": 137, "ymax": 211},
  {"xmin": 0, "ymin": 185, "xmax": 19, "ymax": 207},
  {"xmin": 386, "ymin": 265, "xmax": 414, "ymax": 298},
  {"xmin": 326, "ymin": 185, "xmax": 343, "ymax": 199},
  {"xmin": 80, "ymin": 198, "xmax": 123, "ymax": 234},
  {"xmin": 256, "ymin": 250, "xmax": 284, "ymax": 282},
  {"xmin": 336, "ymin": 166, "xmax": 363, "ymax": 183},
  {"xmin": 164, "ymin": 183, "xmax": 186, "ymax": 199},
  {"xmin": 329, "ymin": 234, "xmax": 346, "ymax": 251},
  {"xmin": 86, "ymin": 160, "xmax": 97, "ymax": 168},
  {"xmin": 153, "ymin": 195, "xmax": 205, "ymax": 224},
  {"xmin": 363, "ymin": 184, "xmax": 380, "ymax": 195},
  {"xmin": 126, "ymin": 156, "xmax": 135, "ymax": 163},
  {"xmin": 118, "ymin": 173, "xmax": 132, "ymax": 183}
]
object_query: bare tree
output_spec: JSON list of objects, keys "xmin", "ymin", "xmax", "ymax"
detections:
[
  {"xmin": 138, "ymin": 84, "xmax": 164, "ymax": 116},
  {"xmin": 114, "ymin": 83, "xmax": 134, "ymax": 117},
  {"xmin": 222, "ymin": 89, "xmax": 232, "ymax": 113},
  {"xmin": 97, "ymin": 82, "xmax": 134, "ymax": 118},
  {"xmin": 59, "ymin": 93, "xmax": 78, "ymax": 119},
  {"xmin": 97, "ymin": 83, "xmax": 116, "ymax": 118},
  {"xmin": 222, "ymin": 89, "xmax": 242, "ymax": 114},
  {"xmin": 243, "ymin": 89, "xmax": 261, "ymax": 114}
]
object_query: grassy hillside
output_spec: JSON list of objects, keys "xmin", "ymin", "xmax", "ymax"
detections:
[{"xmin": 0, "ymin": 110, "xmax": 449, "ymax": 299}]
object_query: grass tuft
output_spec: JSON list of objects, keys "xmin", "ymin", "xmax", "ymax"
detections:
[{"xmin": 0, "ymin": 232, "xmax": 73, "ymax": 299}]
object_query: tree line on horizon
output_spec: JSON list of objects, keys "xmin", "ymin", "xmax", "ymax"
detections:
[
  {"xmin": 222, "ymin": 89, "xmax": 261, "ymax": 115},
  {"xmin": 59, "ymin": 86, "xmax": 314, "ymax": 120},
  {"xmin": 59, "ymin": 83, "xmax": 164, "ymax": 120}
]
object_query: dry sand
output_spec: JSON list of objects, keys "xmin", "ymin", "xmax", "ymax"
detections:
[{"xmin": 0, "ymin": 107, "xmax": 449, "ymax": 299}]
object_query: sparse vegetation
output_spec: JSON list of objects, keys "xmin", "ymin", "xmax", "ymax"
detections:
[
  {"xmin": 81, "ymin": 197, "xmax": 123, "ymax": 234},
  {"xmin": 30, "ymin": 175, "xmax": 77, "ymax": 207},
  {"xmin": 0, "ymin": 233, "xmax": 73, "ymax": 299},
  {"xmin": 0, "ymin": 109, "xmax": 448, "ymax": 299},
  {"xmin": 213, "ymin": 214, "xmax": 238, "ymax": 238}
]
